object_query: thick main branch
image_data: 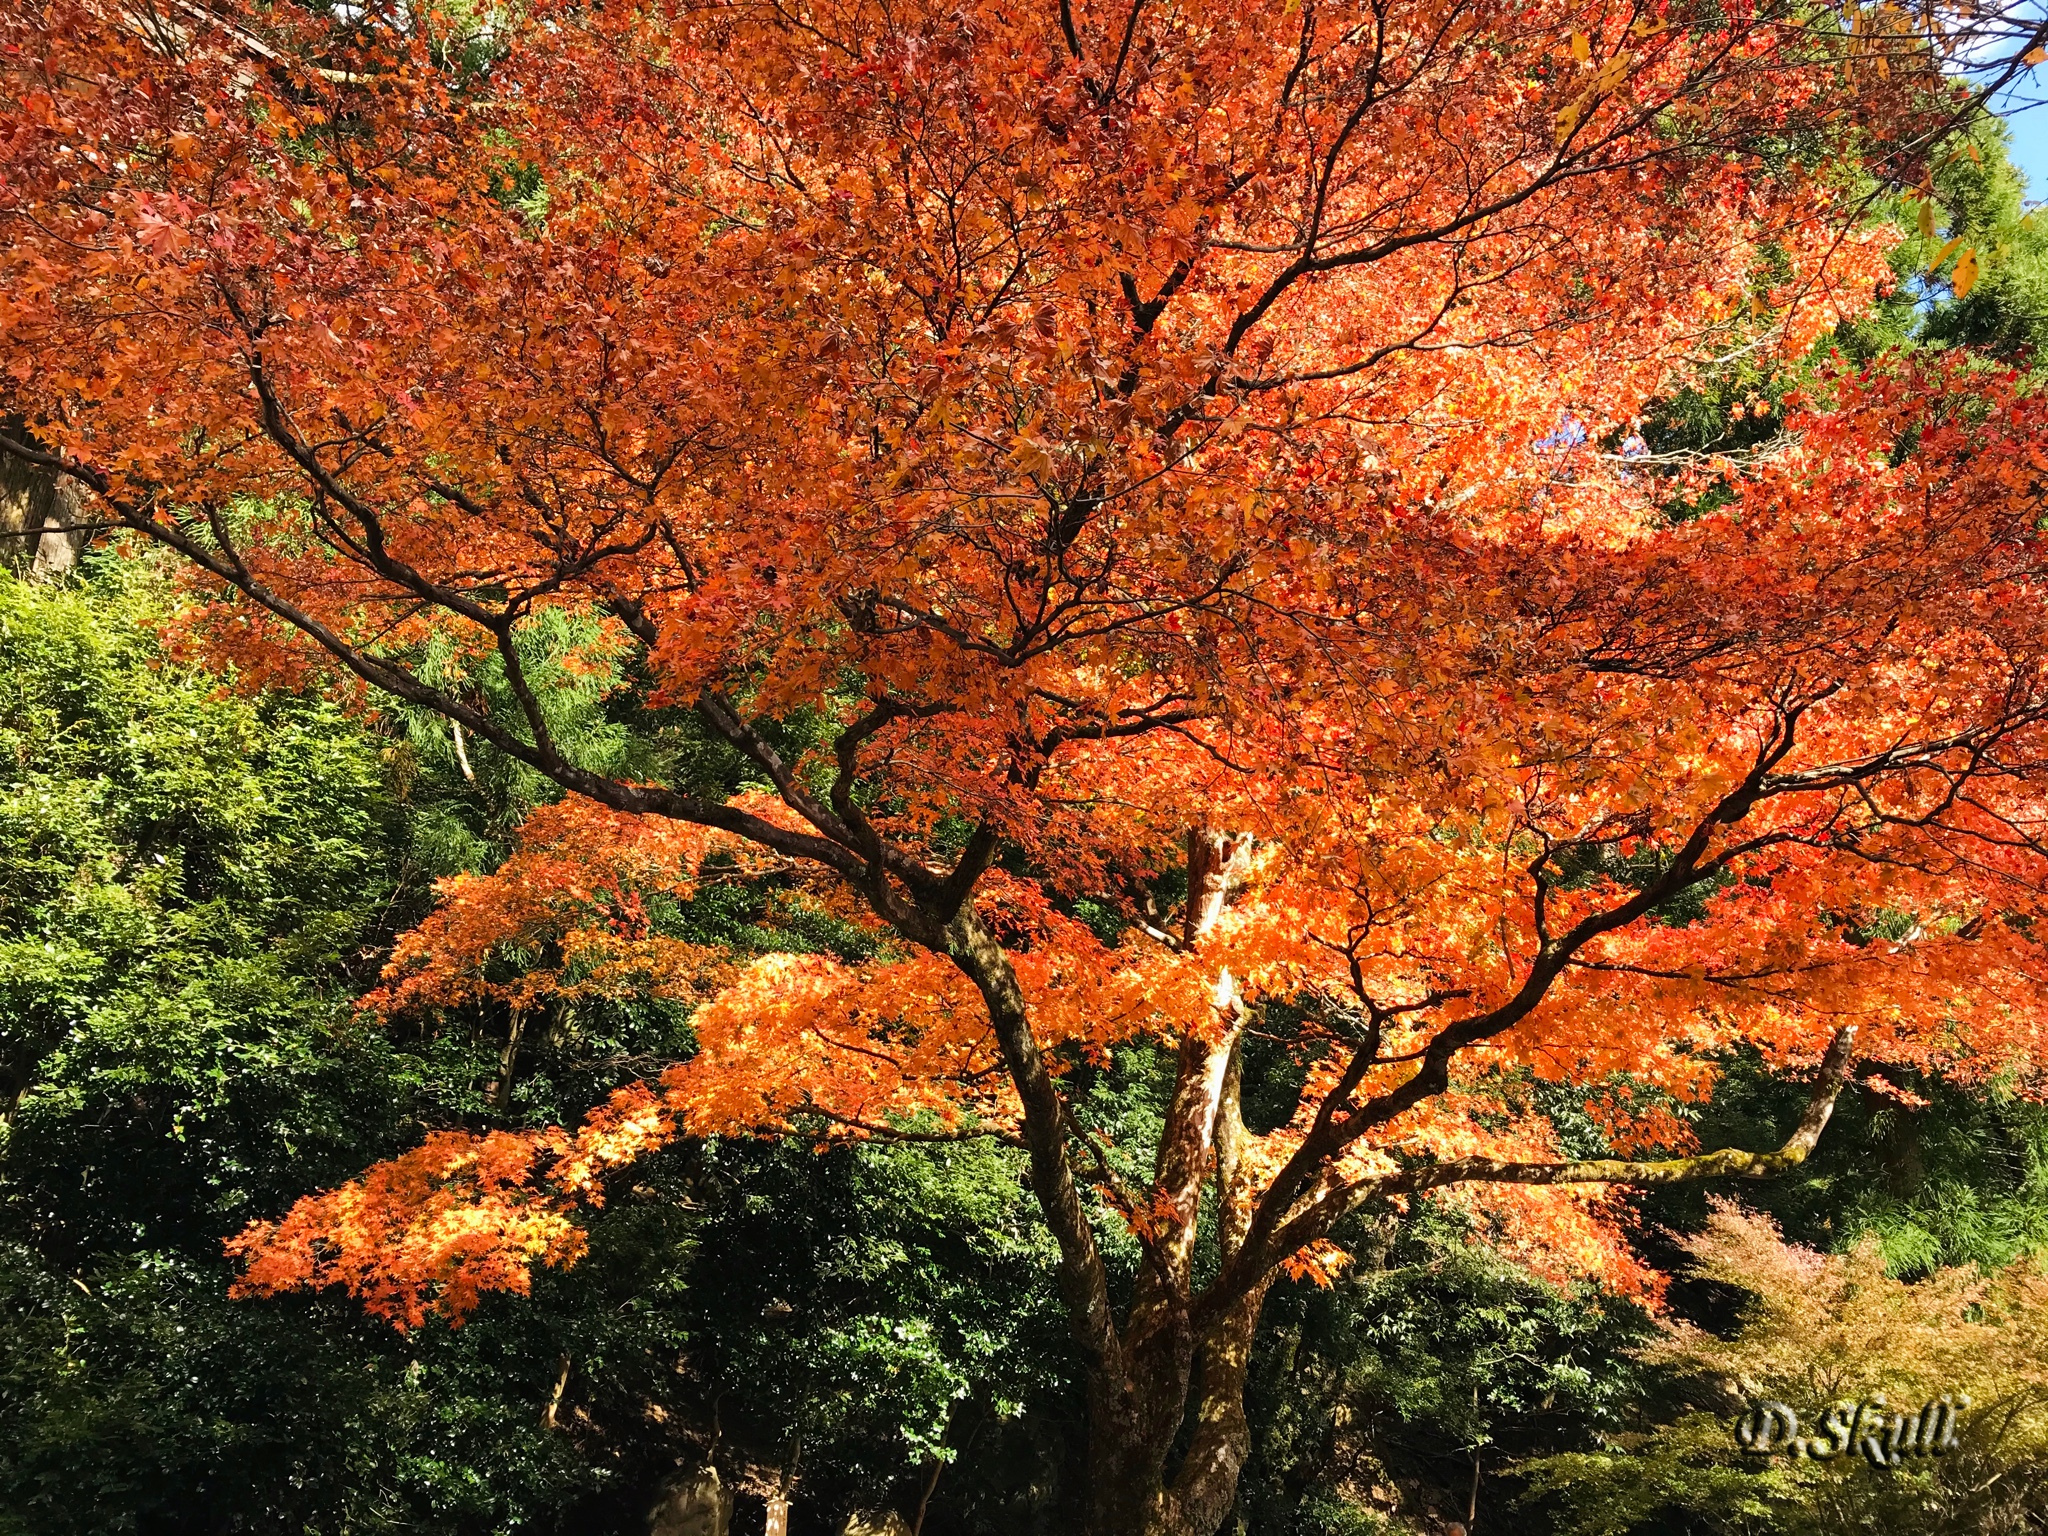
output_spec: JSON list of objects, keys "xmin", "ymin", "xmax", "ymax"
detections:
[{"xmin": 1375, "ymin": 1022, "xmax": 1859, "ymax": 1199}]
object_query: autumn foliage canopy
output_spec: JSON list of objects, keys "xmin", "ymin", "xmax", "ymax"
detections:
[{"xmin": 7, "ymin": 0, "xmax": 2048, "ymax": 1525}]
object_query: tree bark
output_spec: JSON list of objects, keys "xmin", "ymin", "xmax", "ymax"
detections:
[
  {"xmin": 934, "ymin": 886, "xmax": 1859, "ymax": 1536},
  {"xmin": 0, "ymin": 416, "xmax": 89, "ymax": 579},
  {"xmin": 931, "ymin": 829, "xmax": 1271, "ymax": 1536},
  {"xmin": 493, "ymin": 1005, "xmax": 527, "ymax": 1112}
]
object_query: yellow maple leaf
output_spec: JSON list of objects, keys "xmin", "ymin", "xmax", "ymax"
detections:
[
  {"xmin": 1951, "ymin": 247, "xmax": 1980, "ymax": 298},
  {"xmin": 1555, "ymin": 97, "xmax": 1585, "ymax": 144},
  {"xmin": 1926, "ymin": 234, "xmax": 1964, "ymax": 272}
]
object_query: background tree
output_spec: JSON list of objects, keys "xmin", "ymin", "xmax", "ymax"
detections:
[
  {"xmin": 9, "ymin": 2, "xmax": 2048, "ymax": 1533},
  {"xmin": 0, "ymin": 560, "xmax": 1069, "ymax": 1534},
  {"xmin": 1519, "ymin": 1202, "xmax": 2048, "ymax": 1536}
]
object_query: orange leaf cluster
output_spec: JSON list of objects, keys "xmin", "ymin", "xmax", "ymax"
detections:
[
  {"xmin": 228, "ymin": 1073, "xmax": 704, "ymax": 1326},
  {"xmin": 367, "ymin": 791, "xmax": 804, "ymax": 1016},
  {"xmin": 6, "ymin": 0, "xmax": 2043, "ymax": 1338}
]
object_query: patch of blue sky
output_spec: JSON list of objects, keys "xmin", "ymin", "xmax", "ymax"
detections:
[{"xmin": 1978, "ymin": 1, "xmax": 2048, "ymax": 198}]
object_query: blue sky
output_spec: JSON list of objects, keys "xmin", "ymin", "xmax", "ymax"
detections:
[
  {"xmin": 1997, "ymin": 88, "xmax": 2048, "ymax": 198},
  {"xmin": 1991, "ymin": 11, "xmax": 2048, "ymax": 200},
  {"xmin": 2005, "ymin": 106, "xmax": 2048, "ymax": 197}
]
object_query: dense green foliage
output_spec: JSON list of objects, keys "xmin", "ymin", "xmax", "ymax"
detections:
[
  {"xmin": 0, "ymin": 560, "xmax": 1070, "ymax": 1534},
  {"xmin": 1236, "ymin": 1208, "xmax": 1654, "ymax": 1535}
]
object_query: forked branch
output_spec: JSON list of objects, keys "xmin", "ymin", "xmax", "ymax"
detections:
[{"xmin": 1242, "ymin": 1026, "xmax": 1862, "ymax": 1294}]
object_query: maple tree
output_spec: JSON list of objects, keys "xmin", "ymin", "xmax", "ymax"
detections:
[
  {"xmin": 1524, "ymin": 1201, "xmax": 2048, "ymax": 1535},
  {"xmin": 8, "ymin": 0, "xmax": 2048, "ymax": 1529}
]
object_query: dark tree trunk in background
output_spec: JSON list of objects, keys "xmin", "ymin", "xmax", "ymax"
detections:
[{"xmin": 649, "ymin": 1467, "xmax": 732, "ymax": 1536}]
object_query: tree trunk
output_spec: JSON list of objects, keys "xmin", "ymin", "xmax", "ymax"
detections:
[
  {"xmin": 939, "ymin": 902, "xmax": 1262, "ymax": 1536},
  {"xmin": 649, "ymin": 1466, "xmax": 731, "ymax": 1536},
  {"xmin": 492, "ymin": 1004, "xmax": 527, "ymax": 1112},
  {"xmin": 931, "ymin": 828, "xmax": 1271, "ymax": 1536},
  {"xmin": 0, "ymin": 417, "xmax": 88, "ymax": 578},
  {"xmin": 1077, "ymin": 1286, "xmax": 1267, "ymax": 1536}
]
